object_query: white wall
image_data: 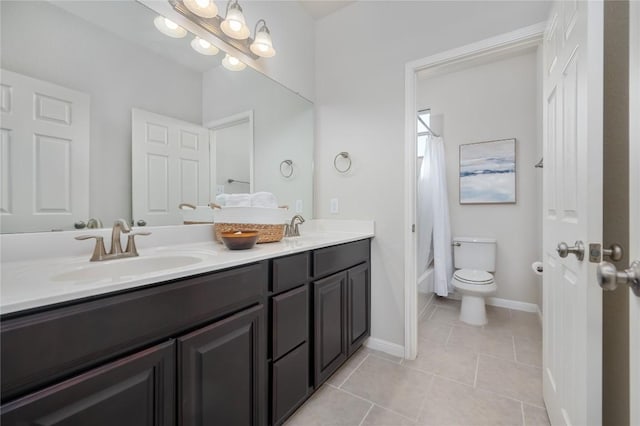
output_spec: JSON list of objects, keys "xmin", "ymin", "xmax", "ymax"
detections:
[
  {"xmin": 203, "ymin": 66, "xmax": 314, "ymax": 218},
  {"xmin": 315, "ymin": 1, "xmax": 550, "ymax": 347},
  {"xmin": 1, "ymin": 1, "xmax": 202, "ymax": 227},
  {"xmin": 417, "ymin": 50, "xmax": 541, "ymax": 305},
  {"xmin": 211, "ymin": 0, "xmax": 316, "ymax": 102}
]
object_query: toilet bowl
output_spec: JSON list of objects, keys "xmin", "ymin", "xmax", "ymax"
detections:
[
  {"xmin": 452, "ymin": 269, "xmax": 496, "ymax": 325},
  {"xmin": 451, "ymin": 237, "xmax": 498, "ymax": 326}
]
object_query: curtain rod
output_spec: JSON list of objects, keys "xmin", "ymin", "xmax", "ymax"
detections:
[{"xmin": 417, "ymin": 115, "xmax": 440, "ymax": 138}]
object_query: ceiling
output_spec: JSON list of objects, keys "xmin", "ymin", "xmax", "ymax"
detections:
[{"xmin": 297, "ymin": 0, "xmax": 354, "ymax": 20}]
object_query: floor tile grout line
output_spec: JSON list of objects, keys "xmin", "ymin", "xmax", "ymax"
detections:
[
  {"xmin": 521, "ymin": 401, "xmax": 527, "ymax": 426},
  {"xmin": 473, "ymin": 354, "xmax": 480, "ymax": 388},
  {"xmin": 336, "ymin": 354, "xmax": 371, "ymax": 388},
  {"xmin": 478, "ymin": 352, "xmax": 543, "ymax": 371},
  {"xmin": 328, "ymin": 382, "xmax": 421, "ymax": 423},
  {"xmin": 357, "ymin": 402, "xmax": 375, "ymax": 426},
  {"xmin": 444, "ymin": 324, "xmax": 454, "ymax": 345},
  {"xmin": 412, "ymin": 374, "xmax": 436, "ymax": 424},
  {"xmin": 512, "ymin": 335, "xmax": 518, "ymax": 363}
]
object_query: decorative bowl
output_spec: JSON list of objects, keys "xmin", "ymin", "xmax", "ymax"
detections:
[{"xmin": 220, "ymin": 231, "xmax": 259, "ymax": 250}]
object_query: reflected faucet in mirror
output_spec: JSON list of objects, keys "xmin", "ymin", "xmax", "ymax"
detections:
[{"xmin": 75, "ymin": 219, "xmax": 151, "ymax": 262}]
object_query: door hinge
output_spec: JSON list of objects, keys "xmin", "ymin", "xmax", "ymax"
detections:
[{"xmin": 412, "ymin": 224, "xmax": 415, "ymax": 233}]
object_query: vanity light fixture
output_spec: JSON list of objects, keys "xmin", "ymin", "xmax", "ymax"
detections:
[
  {"xmin": 183, "ymin": 0, "xmax": 218, "ymax": 18},
  {"xmin": 220, "ymin": 0, "xmax": 250, "ymax": 40},
  {"xmin": 153, "ymin": 16, "xmax": 187, "ymax": 38},
  {"xmin": 190, "ymin": 36, "xmax": 220, "ymax": 55},
  {"xmin": 249, "ymin": 20, "xmax": 276, "ymax": 58},
  {"xmin": 222, "ymin": 53, "xmax": 246, "ymax": 71},
  {"xmin": 168, "ymin": 0, "xmax": 277, "ymax": 62}
]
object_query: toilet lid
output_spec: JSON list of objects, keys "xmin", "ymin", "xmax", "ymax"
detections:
[{"xmin": 454, "ymin": 269, "xmax": 494, "ymax": 284}]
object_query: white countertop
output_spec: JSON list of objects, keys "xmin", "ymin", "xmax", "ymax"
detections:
[{"xmin": 0, "ymin": 220, "xmax": 374, "ymax": 315}]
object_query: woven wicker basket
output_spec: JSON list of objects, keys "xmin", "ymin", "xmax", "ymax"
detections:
[{"xmin": 214, "ymin": 223, "xmax": 285, "ymax": 244}]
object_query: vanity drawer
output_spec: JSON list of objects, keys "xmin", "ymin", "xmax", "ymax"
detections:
[
  {"xmin": 1, "ymin": 261, "xmax": 267, "ymax": 402},
  {"xmin": 272, "ymin": 252, "xmax": 309, "ymax": 293},
  {"xmin": 272, "ymin": 285, "xmax": 308, "ymax": 360},
  {"xmin": 272, "ymin": 342, "xmax": 309, "ymax": 425},
  {"xmin": 313, "ymin": 239, "xmax": 370, "ymax": 278}
]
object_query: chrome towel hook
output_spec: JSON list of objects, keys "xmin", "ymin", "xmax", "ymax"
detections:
[
  {"xmin": 280, "ymin": 159, "xmax": 293, "ymax": 178},
  {"xmin": 333, "ymin": 152, "xmax": 352, "ymax": 173}
]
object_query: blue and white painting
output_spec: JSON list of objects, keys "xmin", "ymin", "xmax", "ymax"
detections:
[{"xmin": 459, "ymin": 139, "xmax": 516, "ymax": 204}]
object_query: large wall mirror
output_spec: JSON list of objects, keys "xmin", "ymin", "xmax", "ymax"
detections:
[{"xmin": 0, "ymin": 0, "xmax": 313, "ymax": 233}]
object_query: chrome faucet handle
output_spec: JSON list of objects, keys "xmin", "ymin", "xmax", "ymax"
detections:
[
  {"xmin": 125, "ymin": 232, "xmax": 151, "ymax": 256},
  {"xmin": 75, "ymin": 235, "xmax": 108, "ymax": 262}
]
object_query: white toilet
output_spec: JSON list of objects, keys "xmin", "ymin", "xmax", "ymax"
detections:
[{"xmin": 451, "ymin": 237, "xmax": 497, "ymax": 326}]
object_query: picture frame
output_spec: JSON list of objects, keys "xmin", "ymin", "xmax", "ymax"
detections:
[{"xmin": 459, "ymin": 138, "xmax": 516, "ymax": 204}]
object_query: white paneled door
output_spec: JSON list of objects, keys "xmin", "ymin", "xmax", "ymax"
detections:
[
  {"xmin": 629, "ymin": 1, "xmax": 639, "ymax": 423},
  {"xmin": 131, "ymin": 109, "xmax": 210, "ymax": 226},
  {"xmin": 0, "ymin": 69, "xmax": 90, "ymax": 233},
  {"xmin": 542, "ymin": 1, "xmax": 603, "ymax": 425}
]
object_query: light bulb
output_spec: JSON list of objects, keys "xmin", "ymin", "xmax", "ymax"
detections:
[
  {"xmin": 229, "ymin": 20, "xmax": 242, "ymax": 32},
  {"xmin": 191, "ymin": 36, "xmax": 219, "ymax": 55},
  {"xmin": 257, "ymin": 43, "xmax": 268, "ymax": 52},
  {"xmin": 222, "ymin": 54, "xmax": 246, "ymax": 71},
  {"xmin": 184, "ymin": 0, "xmax": 218, "ymax": 18},
  {"xmin": 154, "ymin": 16, "xmax": 187, "ymax": 38},
  {"xmin": 164, "ymin": 18, "xmax": 178, "ymax": 30}
]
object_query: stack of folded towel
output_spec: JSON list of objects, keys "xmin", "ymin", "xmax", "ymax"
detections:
[{"xmin": 216, "ymin": 192, "xmax": 278, "ymax": 208}]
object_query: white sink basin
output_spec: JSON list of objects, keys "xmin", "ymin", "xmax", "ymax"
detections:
[{"xmin": 51, "ymin": 255, "xmax": 205, "ymax": 282}]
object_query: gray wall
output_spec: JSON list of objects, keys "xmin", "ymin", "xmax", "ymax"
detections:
[
  {"xmin": 315, "ymin": 1, "xmax": 550, "ymax": 347},
  {"xmin": 417, "ymin": 50, "xmax": 541, "ymax": 306},
  {"xmin": 1, "ymin": 1, "xmax": 202, "ymax": 226}
]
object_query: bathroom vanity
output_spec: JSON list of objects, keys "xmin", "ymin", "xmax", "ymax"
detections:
[{"xmin": 0, "ymin": 227, "xmax": 372, "ymax": 426}]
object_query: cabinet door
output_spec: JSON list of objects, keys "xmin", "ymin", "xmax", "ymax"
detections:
[
  {"xmin": 0, "ymin": 340, "xmax": 175, "ymax": 426},
  {"xmin": 347, "ymin": 263, "xmax": 370, "ymax": 355},
  {"xmin": 313, "ymin": 273, "xmax": 347, "ymax": 387},
  {"xmin": 178, "ymin": 304, "xmax": 265, "ymax": 426}
]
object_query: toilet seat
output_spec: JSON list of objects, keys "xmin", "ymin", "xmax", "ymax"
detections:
[{"xmin": 453, "ymin": 269, "xmax": 494, "ymax": 285}]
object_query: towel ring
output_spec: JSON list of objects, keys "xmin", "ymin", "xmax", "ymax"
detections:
[
  {"xmin": 333, "ymin": 152, "xmax": 352, "ymax": 173},
  {"xmin": 280, "ymin": 159, "xmax": 294, "ymax": 178}
]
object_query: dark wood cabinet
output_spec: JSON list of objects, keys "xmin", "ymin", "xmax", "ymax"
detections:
[
  {"xmin": 313, "ymin": 273, "xmax": 348, "ymax": 386},
  {"xmin": 347, "ymin": 263, "xmax": 371, "ymax": 356},
  {"xmin": 1, "ymin": 340, "xmax": 175, "ymax": 426},
  {"xmin": 312, "ymin": 239, "xmax": 371, "ymax": 388},
  {"xmin": 179, "ymin": 304, "xmax": 265, "ymax": 426},
  {"xmin": 0, "ymin": 238, "xmax": 371, "ymax": 426}
]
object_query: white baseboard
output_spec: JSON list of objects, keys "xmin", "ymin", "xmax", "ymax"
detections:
[
  {"xmin": 418, "ymin": 292, "xmax": 435, "ymax": 320},
  {"xmin": 486, "ymin": 297, "xmax": 539, "ymax": 313},
  {"xmin": 365, "ymin": 337, "xmax": 405, "ymax": 359}
]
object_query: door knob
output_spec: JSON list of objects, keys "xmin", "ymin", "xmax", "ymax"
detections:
[
  {"xmin": 602, "ymin": 243, "xmax": 624, "ymax": 262},
  {"xmin": 597, "ymin": 260, "xmax": 640, "ymax": 296},
  {"xmin": 556, "ymin": 241, "xmax": 585, "ymax": 261}
]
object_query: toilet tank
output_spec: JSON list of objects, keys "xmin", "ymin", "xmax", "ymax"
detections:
[{"xmin": 453, "ymin": 237, "xmax": 497, "ymax": 272}]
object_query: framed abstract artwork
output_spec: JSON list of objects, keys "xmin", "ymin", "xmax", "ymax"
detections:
[{"xmin": 459, "ymin": 138, "xmax": 516, "ymax": 204}]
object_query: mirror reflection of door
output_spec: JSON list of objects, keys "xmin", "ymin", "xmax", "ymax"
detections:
[
  {"xmin": 207, "ymin": 111, "xmax": 254, "ymax": 198},
  {"xmin": 131, "ymin": 108, "xmax": 210, "ymax": 226}
]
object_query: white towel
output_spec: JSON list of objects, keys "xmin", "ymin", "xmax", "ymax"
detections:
[
  {"xmin": 225, "ymin": 193, "xmax": 251, "ymax": 207},
  {"xmin": 215, "ymin": 193, "xmax": 229, "ymax": 206},
  {"xmin": 250, "ymin": 192, "xmax": 278, "ymax": 208}
]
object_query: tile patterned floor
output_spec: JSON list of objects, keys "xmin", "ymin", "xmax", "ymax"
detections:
[{"xmin": 285, "ymin": 297, "xmax": 550, "ymax": 426}]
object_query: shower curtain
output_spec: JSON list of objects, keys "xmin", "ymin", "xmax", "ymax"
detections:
[{"xmin": 418, "ymin": 135, "xmax": 453, "ymax": 296}]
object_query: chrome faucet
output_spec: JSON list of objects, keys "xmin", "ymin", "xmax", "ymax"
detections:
[
  {"xmin": 285, "ymin": 215, "xmax": 305, "ymax": 237},
  {"xmin": 76, "ymin": 219, "xmax": 150, "ymax": 261}
]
